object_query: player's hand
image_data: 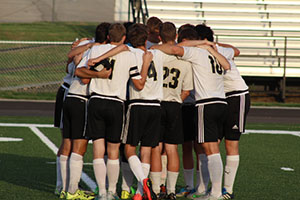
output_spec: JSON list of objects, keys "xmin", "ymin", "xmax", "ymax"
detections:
[
  {"xmin": 143, "ymin": 51, "xmax": 153, "ymax": 65},
  {"xmin": 88, "ymin": 58, "xmax": 99, "ymax": 67},
  {"xmin": 97, "ymin": 67, "xmax": 112, "ymax": 78}
]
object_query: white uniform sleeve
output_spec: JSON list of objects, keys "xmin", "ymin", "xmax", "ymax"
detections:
[
  {"xmin": 217, "ymin": 46, "xmax": 234, "ymax": 60},
  {"xmin": 181, "ymin": 46, "xmax": 200, "ymax": 63},
  {"xmin": 182, "ymin": 62, "xmax": 194, "ymax": 91}
]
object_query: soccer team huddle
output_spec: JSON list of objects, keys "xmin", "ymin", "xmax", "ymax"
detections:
[{"xmin": 54, "ymin": 16, "xmax": 251, "ymax": 200}]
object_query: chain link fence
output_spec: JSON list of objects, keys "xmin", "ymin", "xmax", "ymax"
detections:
[{"xmin": 0, "ymin": 41, "xmax": 72, "ymax": 94}]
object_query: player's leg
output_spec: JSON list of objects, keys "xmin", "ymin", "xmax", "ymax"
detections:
[
  {"xmin": 196, "ymin": 103, "xmax": 227, "ymax": 199},
  {"xmin": 150, "ymin": 144, "xmax": 162, "ymax": 195},
  {"xmin": 120, "ymin": 144, "xmax": 135, "ymax": 199},
  {"xmin": 165, "ymin": 143, "xmax": 179, "ymax": 197},
  {"xmin": 222, "ymin": 93, "xmax": 250, "ymax": 199}
]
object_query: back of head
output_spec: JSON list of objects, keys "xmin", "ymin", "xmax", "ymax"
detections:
[
  {"xmin": 128, "ymin": 23, "xmax": 148, "ymax": 48},
  {"xmin": 95, "ymin": 22, "xmax": 111, "ymax": 43},
  {"xmin": 159, "ymin": 22, "xmax": 176, "ymax": 43},
  {"xmin": 177, "ymin": 28, "xmax": 198, "ymax": 43},
  {"xmin": 146, "ymin": 16, "xmax": 162, "ymax": 34},
  {"xmin": 178, "ymin": 23, "xmax": 195, "ymax": 35},
  {"xmin": 194, "ymin": 24, "xmax": 214, "ymax": 42},
  {"xmin": 123, "ymin": 22, "xmax": 135, "ymax": 44},
  {"xmin": 108, "ymin": 23, "xmax": 126, "ymax": 43}
]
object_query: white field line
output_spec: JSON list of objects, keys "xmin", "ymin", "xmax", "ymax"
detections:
[{"xmin": 0, "ymin": 123, "xmax": 97, "ymax": 191}]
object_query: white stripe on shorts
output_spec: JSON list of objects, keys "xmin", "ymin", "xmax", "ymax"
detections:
[
  {"xmin": 197, "ymin": 105, "xmax": 205, "ymax": 143},
  {"xmin": 239, "ymin": 94, "xmax": 246, "ymax": 133}
]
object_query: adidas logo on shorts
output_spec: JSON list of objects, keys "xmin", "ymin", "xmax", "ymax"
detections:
[{"xmin": 232, "ymin": 125, "xmax": 239, "ymax": 130}]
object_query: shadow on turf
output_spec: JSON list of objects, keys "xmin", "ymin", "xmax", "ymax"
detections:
[{"xmin": 0, "ymin": 153, "xmax": 57, "ymax": 194}]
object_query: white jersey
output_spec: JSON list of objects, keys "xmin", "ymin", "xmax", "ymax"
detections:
[
  {"xmin": 217, "ymin": 46, "xmax": 249, "ymax": 95},
  {"xmin": 162, "ymin": 55, "xmax": 193, "ymax": 103},
  {"xmin": 182, "ymin": 46, "xmax": 226, "ymax": 104},
  {"xmin": 128, "ymin": 47, "xmax": 167, "ymax": 101},
  {"xmin": 77, "ymin": 44, "xmax": 140, "ymax": 100},
  {"xmin": 63, "ymin": 62, "xmax": 76, "ymax": 86},
  {"xmin": 68, "ymin": 40, "xmax": 94, "ymax": 96}
]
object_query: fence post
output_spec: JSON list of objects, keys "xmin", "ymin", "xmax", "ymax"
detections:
[{"xmin": 281, "ymin": 36, "xmax": 287, "ymax": 102}]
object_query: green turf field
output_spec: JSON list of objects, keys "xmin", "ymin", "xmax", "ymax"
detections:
[{"xmin": 0, "ymin": 116, "xmax": 299, "ymax": 200}]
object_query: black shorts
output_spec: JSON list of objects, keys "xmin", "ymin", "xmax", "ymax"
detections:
[
  {"xmin": 122, "ymin": 100, "xmax": 161, "ymax": 147},
  {"xmin": 63, "ymin": 95, "xmax": 89, "ymax": 139},
  {"xmin": 195, "ymin": 103, "xmax": 227, "ymax": 143},
  {"xmin": 182, "ymin": 103, "xmax": 196, "ymax": 142},
  {"xmin": 220, "ymin": 93, "xmax": 251, "ymax": 141},
  {"xmin": 54, "ymin": 83, "xmax": 69, "ymax": 128},
  {"xmin": 160, "ymin": 101, "xmax": 183, "ymax": 144},
  {"xmin": 86, "ymin": 95, "xmax": 124, "ymax": 143}
]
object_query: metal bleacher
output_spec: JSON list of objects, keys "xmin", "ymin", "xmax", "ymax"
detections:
[{"xmin": 146, "ymin": 0, "xmax": 300, "ymax": 100}]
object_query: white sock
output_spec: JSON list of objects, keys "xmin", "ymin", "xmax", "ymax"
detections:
[
  {"xmin": 150, "ymin": 171, "xmax": 161, "ymax": 194},
  {"xmin": 107, "ymin": 159, "xmax": 120, "ymax": 193},
  {"xmin": 183, "ymin": 168, "xmax": 194, "ymax": 190},
  {"xmin": 93, "ymin": 158, "xmax": 107, "ymax": 195},
  {"xmin": 60, "ymin": 155, "xmax": 69, "ymax": 191},
  {"xmin": 166, "ymin": 171, "xmax": 179, "ymax": 194},
  {"xmin": 56, "ymin": 156, "xmax": 62, "ymax": 190},
  {"xmin": 121, "ymin": 162, "xmax": 134, "ymax": 192},
  {"xmin": 142, "ymin": 163, "xmax": 150, "ymax": 178},
  {"xmin": 161, "ymin": 155, "xmax": 168, "ymax": 185},
  {"xmin": 68, "ymin": 153, "xmax": 83, "ymax": 194},
  {"xmin": 207, "ymin": 154, "xmax": 223, "ymax": 198},
  {"xmin": 128, "ymin": 156, "xmax": 146, "ymax": 194},
  {"xmin": 224, "ymin": 155, "xmax": 239, "ymax": 194},
  {"xmin": 197, "ymin": 154, "xmax": 210, "ymax": 193}
]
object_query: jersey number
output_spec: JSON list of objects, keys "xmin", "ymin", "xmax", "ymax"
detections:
[
  {"xmin": 208, "ymin": 55, "xmax": 223, "ymax": 75},
  {"xmin": 104, "ymin": 58, "xmax": 116, "ymax": 80},
  {"xmin": 163, "ymin": 66, "xmax": 181, "ymax": 89},
  {"xmin": 148, "ymin": 61, "xmax": 157, "ymax": 81}
]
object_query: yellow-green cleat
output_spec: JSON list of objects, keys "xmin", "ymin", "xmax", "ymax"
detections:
[
  {"xmin": 66, "ymin": 189, "xmax": 95, "ymax": 200},
  {"xmin": 59, "ymin": 190, "xmax": 67, "ymax": 199}
]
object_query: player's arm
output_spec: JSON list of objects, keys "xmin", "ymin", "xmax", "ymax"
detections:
[
  {"xmin": 151, "ymin": 44, "xmax": 184, "ymax": 57},
  {"xmin": 200, "ymin": 45, "xmax": 230, "ymax": 70},
  {"xmin": 177, "ymin": 40, "xmax": 216, "ymax": 49},
  {"xmin": 75, "ymin": 67, "xmax": 111, "ymax": 79},
  {"xmin": 131, "ymin": 51, "xmax": 153, "ymax": 90},
  {"xmin": 67, "ymin": 42, "xmax": 94, "ymax": 59},
  {"xmin": 87, "ymin": 44, "xmax": 129, "ymax": 67},
  {"xmin": 216, "ymin": 42, "xmax": 240, "ymax": 57},
  {"xmin": 180, "ymin": 90, "xmax": 190, "ymax": 102}
]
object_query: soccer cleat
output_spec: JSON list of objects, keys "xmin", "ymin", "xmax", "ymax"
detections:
[
  {"xmin": 121, "ymin": 190, "xmax": 131, "ymax": 200},
  {"xmin": 107, "ymin": 191, "xmax": 120, "ymax": 200},
  {"xmin": 66, "ymin": 189, "xmax": 95, "ymax": 200},
  {"xmin": 156, "ymin": 184, "xmax": 167, "ymax": 200},
  {"xmin": 55, "ymin": 187, "xmax": 63, "ymax": 196},
  {"xmin": 166, "ymin": 193, "xmax": 176, "ymax": 200},
  {"xmin": 194, "ymin": 194, "xmax": 224, "ymax": 200},
  {"xmin": 176, "ymin": 186, "xmax": 195, "ymax": 197},
  {"xmin": 187, "ymin": 191, "xmax": 206, "ymax": 199},
  {"xmin": 221, "ymin": 188, "xmax": 234, "ymax": 200},
  {"xmin": 143, "ymin": 178, "xmax": 157, "ymax": 200},
  {"xmin": 93, "ymin": 186, "xmax": 99, "ymax": 196},
  {"xmin": 95, "ymin": 193, "xmax": 107, "ymax": 200},
  {"xmin": 133, "ymin": 193, "xmax": 143, "ymax": 200},
  {"xmin": 59, "ymin": 190, "xmax": 67, "ymax": 199}
]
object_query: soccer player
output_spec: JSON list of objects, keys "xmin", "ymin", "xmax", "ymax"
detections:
[
  {"xmin": 121, "ymin": 23, "xmax": 168, "ymax": 200},
  {"xmin": 54, "ymin": 37, "xmax": 94, "ymax": 196},
  {"xmin": 77, "ymin": 23, "xmax": 151, "ymax": 200},
  {"xmin": 195, "ymin": 24, "xmax": 251, "ymax": 199},
  {"xmin": 146, "ymin": 16, "xmax": 162, "ymax": 49},
  {"xmin": 149, "ymin": 22, "xmax": 194, "ymax": 200},
  {"xmin": 62, "ymin": 23, "xmax": 112, "ymax": 200},
  {"xmin": 151, "ymin": 33, "xmax": 230, "ymax": 200}
]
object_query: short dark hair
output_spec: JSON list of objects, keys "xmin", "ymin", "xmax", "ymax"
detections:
[
  {"xmin": 178, "ymin": 23, "xmax": 195, "ymax": 35},
  {"xmin": 194, "ymin": 24, "xmax": 214, "ymax": 42},
  {"xmin": 95, "ymin": 22, "xmax": 111, "ymax": 43},
  {"xmin": 159, "ymin": 22, "xmax": 176, "ymax": 43},
  {"xmin": 146, "ymin": 16, "xmax": 162, "ymax": 34},
  {"xmin": 108, "ymin": 23, "xmax": 126, "ymax": 43},
  {"xmin": 123, "ymin": 22, "xmax": 135, "ymax": 44},
  {"xmin": 128, "ymin": 23, "xmax": 148, "ymax": 48},
  {"xmin": 177, "ymin": 28, "xmax": 198, "ymax": 43}
]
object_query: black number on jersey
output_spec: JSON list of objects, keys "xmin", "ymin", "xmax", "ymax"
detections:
[
  {"xmin": 148, "ymin": 61, "xmax": 157, "ymax": 81},
  {"xmin": 91, "ymin": 58, "xmax": 115, "ymax": 80},
  {"xmin": 163, "ymin": 66, "xmax": 181, "ymax": 89},
  {"xmin": 208, "ymin": 55, "xmax": 223, "ymax": 75}
]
